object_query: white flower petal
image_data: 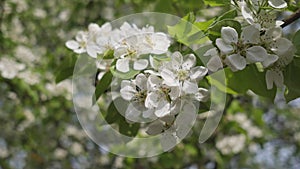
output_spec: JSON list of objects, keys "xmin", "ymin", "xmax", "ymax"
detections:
[
  {"xmin": 171, "ymin": 52, "xmax": 183, "ymax": 70},
  {"xmin": 216, "ymin": 38, "xmax": 234, "ymax": 54},
  {"xmin": 182, "ymin": 54, "xmax": 196, "ymax": 70},
  {"xmin": 147, "ymin": 75, "xmax": 162, "ymax": 91},
  {"xmin": 142, "ymin": 109, "xmax": 156, "ymax": 119},
  {"xmin": 155, "ymin": 99, "xmax": 170, "ymax": 117},
  {"xmin": 271, "ymin": 38, "xmax": 294, "ymax": 56},
  {"xmin": 226, "ymin": 54, "xmax": 247, "ymax": 71},
  {"xmin": 161, "ymin": 131, "xmax": 177, "ymax": 152},
  {"xmin": 262, "ymin": 54, "xmax": 279, "ymax": 68},
  {"xmin": 161, "ymin": 69, "xmax": 178, "ymax": 86},
  {"xmin": 120, "ymin": 87, "xmax": 135, "ymax": 101},
  {"xmin": 266, "ymin": 69, "xmax": 284, "ymax": 89},
  {"xmin": 203, "ymin": 48, "xmax": 218, "ymax": 57},
  {"xmin": 182, "ymin": 80, "xmax": 198, "ymax": 94},
  {"xmin": 246, "ymin": 46, "xmax": 268, "ymax": 63},
  {"xmin": 116, "ymin": 58, "xmax": 130, "ymax": 73},
  {"xmin": 190, "ymin": 66, "xmax": 208, "ymax": 80},
  {"xmin": 169, "ymin": 86, "xmax": 180, "ymax": 100},
  {"xmin": 268, "ymin": 0, "xmax": 287, "ymax": 9},
  {"xmin": 207, "ymin": 55, "xmax": 223, "ymax": 72},
  {"xmin": 221, "ymin": 27, "xmax": 238, "ymax": 44},
  {"xmin": 133, "ymin": 59, "xmax": 148, "ymax": 70},
  {"xmin": 241, "ymin": 4, "xmax": 255, "ymax": 25},
  {"xmin": 145, "ymin": 92, "xmax": 160, "ymax": 109},
  {"xmin": 114, "ymin": 46, "xmax": 127, "ymax": 58},
  {"xmin": 195, "ymin": 88, "xmax": 209, "ymax": 102},
  {"xmin": 125, "ymin": 104, "xmax": 142, "ymax": 123},
  {"xmin": 241, "ymin": 25, "xmax": 260, "ymax": 44},
  {"xmin": 146, "ymin": 121, "xmax": 164, "ymax": 135},
  {"xmin": 175, "ymin": 103, "xmax": 196, "ymax": 139},
  {"xmin": 135, "ymin": 73, "xmax": 148, "ymax": 90},
  {"xmin": 66, "ymin": 40, "xmax": 80, "ymax": 50}
]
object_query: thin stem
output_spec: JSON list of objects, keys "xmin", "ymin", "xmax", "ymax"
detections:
[{"xmin": 281, "ymin": 9, "xmax": 300, "ymax": 28}]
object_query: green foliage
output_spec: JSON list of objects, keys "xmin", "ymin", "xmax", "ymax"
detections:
[
  {"xmin": 209, "ymin": 65, "xmax": 277, "ymax": 99},
  {"xmin": 204, "ymin": 0, "xmax": 231, "ymax": 6},
  {"xmin": 293, "ymin": 29, "xmax": 300, "ymax": 56},
  {"xmin": 94, "ymin": 71, "xmax": 113, "ymax": 101},
  {"xmin": 284, "ymin": 57, "xmax": 300, "ymax": 102},
  {"xmin": 55, "ymin": 55, "xmax": 77, "ymax": 83}
]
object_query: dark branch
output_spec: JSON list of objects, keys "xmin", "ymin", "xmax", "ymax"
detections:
[{"xmin": 281, "ymin": 9, "xmax": 300, "ymax": 28}]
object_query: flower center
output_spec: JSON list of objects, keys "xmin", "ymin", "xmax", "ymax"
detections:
[
  {"xmin": 132, "ymin": 89, "xmax": 147, "ymax": 103},
  {"xmin": 177, "ymin": 69, "xmax": 189, "ymax": 81}
]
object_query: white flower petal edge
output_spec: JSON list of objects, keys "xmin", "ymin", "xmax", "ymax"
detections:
[
  {"xmin": 226, "ymin": 54, "xmax": 247, "ymax": 71},
  {"xmin": 116, "ymin": 58, "xmax": 130, "ymax": 73},
  {"xmin": 266, "ymin": 69, "xmax": 284, "ymax": 89},
  {"xmin": 268, "ymin": 0, "xmax": 287, "ymax": 9},
  {"xmin": 221, "ymin": 26, "xmax": 239, "ymax": 44}
]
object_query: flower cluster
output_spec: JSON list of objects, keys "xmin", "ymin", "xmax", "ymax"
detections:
[
  {"xmin": 66, "ymin": 22, "xmax": 210, "ymax": 151},
  {"xmin": 205, "ymin": 0, "xmax": 295, "ymax": 89},
  {"xmin": 120, "ymin": 52, "xmax": 209, "ymax": 151},
  {"xmin": 66, "ymin": 22, "xmax": 170, "ymax": 73}
]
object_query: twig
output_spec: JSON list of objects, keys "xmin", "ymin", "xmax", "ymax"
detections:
[{"xmin": 281, "ymin": 9, "xmax": 300, "ymax": 28}]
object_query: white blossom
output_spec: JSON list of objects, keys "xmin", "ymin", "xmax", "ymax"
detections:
[
  {"xmin": 216, "ymin": 26, "xmax": 268, "ymax": 71},
  {"xmin": 216, "ymin": 134, "xmax": 246, "ymax": 155},
  {"xmin": 160, "ymin": 51, "xmax": 208, "ymax": 94},
  {"xmin": 0, "ymin": 57, "xmax": 25, "ymax": 79},
  {"xmin": 120, "ymin": 74, "xmax": 156, "ymax": 121}
]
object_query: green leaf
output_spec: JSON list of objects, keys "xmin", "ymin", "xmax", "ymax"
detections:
[
  {"xmin": 110, "ymin": 66, "xmax": 140, "ymax": 79},
  {"xmin": 204, "ymin": 0, "xmax": 230, "ymax": 6},
  {"xmin": 208, "ymin": 19, "xmax": 241, "ymax": 42},
  {"xmin": 94, "ymin": 71, "xmax": 113, "ymax": 100},
  {"xmin": 209, "ymin": 65, "xmax": 277, "ymax": 99},
  {"xmin": 105, "ymin": 97, "xmax": 127, "ymax": 124},
  {"xmin": 118, "ymin": 118, "xmax": 140, "ymax": 137},
  {"xmin": 292, "ymin": 30, "xmax": 300, "ymax": 55},
  {"xmin": 168, "ymin": 14, "xmax": 208, "ymax": 46},
  {"xmin": 217, "ymin": 9, "xmax": 238, "ymax": 21},
  {"xmin": 194, "ymin": 18, "xmax": 216, "ymax": 31},
  {"xmin": 55, "ymin": 56, "xmax": 77, "ymax": 83},
  {"xmin": 284, "ymin": 57, "xmax": 300, "ymax": 102}
]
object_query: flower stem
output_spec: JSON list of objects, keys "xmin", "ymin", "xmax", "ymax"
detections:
[{"xmin": 281, "ymin": 9, "xmax": 300, "ymax": 28}]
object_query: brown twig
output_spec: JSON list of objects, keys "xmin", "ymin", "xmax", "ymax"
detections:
[{"xmin": 281, "ymin": 9, "xmax": 300, "ymax": 28}]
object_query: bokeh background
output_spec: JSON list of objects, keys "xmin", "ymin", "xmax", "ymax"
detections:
[{"xmin": 1, "ymin": 0, "xmax": 300, "ymax": 168}]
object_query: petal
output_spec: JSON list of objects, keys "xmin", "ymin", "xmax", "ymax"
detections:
[
  {"xmin": 182, "ymin": 54, "xmax": 196, "ymax": 70},
  {"xmin": 135, "ymin": 73, "xmax": 148, "ymax": 90},
  {"xmin": 268, "ymin": 0, "xmax": 287, "ymax": 9},
  {"xmin": 241, "ymin": 4, "xmax": 255, "ymax": 25},
  {"xmin": 114, "ymin": 46, "xmax": 127, "ymax": 58},
  {"xmin": 221, "ymin": 27, "xmax": 238, "ymax": 44},
  {"xmin": 226, "ymin": 54, "xmax": 247, "ymax": 71},
  {"xmin": 120, "ymin": 87, "xmax": 135, "ymax": 101},
  {"xmin": 147, "ymin": 75, "xmax": 162, "ymax": 91},
  {"xmin": 86, "ymin": 45, "xmax": 99, "ymax": 58},
  {"xmin": 182, "ymin": 80, "xmax": 198, "ymax": 94},
  {"xmin": 175, "ymin": 103, "xmax": 196, "ymax": 139},
  {"xmin": 171, "ymin": 52, "xmax": 183, "ymax": 70},
  {"xmin": 195, "ymin": 88, "xmax": 209, "ymax": 102},
  {"xmin": 116, "ymin": 58, "xmax": 130, "ymax": 73},
  {"xmin": 203, "ymin": 48, "xmax": 218, "ymax": 57},
  {"xmin": 155, "ymin": 99, "xmax": 170, "ymax": 117},
  {"xmin": 263, "ymin": 27, "xmax": 282, "ymax": 43},
  {"xmin": 266, "ymin": 69, "xmax": 284, "ymax": 89},
  {"xmin": 169, "ymin": 86, "xmax": 180, "ymax": 100},
  {"xmin": 271, "ymin": 38, "xmax": 294, "ymax": 56},
  {"xmin": 262, "ymin": 54, "xmax": 279, "ymax": 68},
  {"xmin": 216, "ymin": 39, "xmax": 234, "ymax": 54},
  {"xmin": 207, "ymin": 55, "xmax": 223, "ymax": 72},
  {"xmin": 246, "ymin": 46, "xmax": 268, "ymax": 63},
  {"xmin": 161, "ymin": 69, "xmax": 178, "ymax": 86},
  {"xmin": 142, "ymin": 109, "xmax": 156, "ymax": 119},
  {"xmin": 266, "ymin": 70, "xmax": 274, "ymax": 89},
  {"xmin": 146, "ymin": 121, "xmax": 164, "ymax": 135},
  {"xmin": 161, "ymin": 131, "xmax": 177, "ymax": 152},
  {"xmin": 241, "ymin": 25, "xmax": 260, "ymax": 44},
  {"xmin": 125, "ymin": 104, "xmax": 142, "ymax": 123},
  {"xmin": 145, "ymin": 92, "xmax": 160, "ymax": 108},
  {"xmin": 133, "ymin": 59, "xmax": 148, "ymax": 70},
  {"xmin": 66, "ymin": 40, "xmax": 79, "ymax": 50},
  {"xmin": 190, "ymin": 66, "xmax": 208, "ymax": 80}
]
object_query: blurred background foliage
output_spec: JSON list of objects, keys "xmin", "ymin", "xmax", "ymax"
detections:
[{"xmin": 0, "ymin": 0, "xmax": 300, "ymax": 168}]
